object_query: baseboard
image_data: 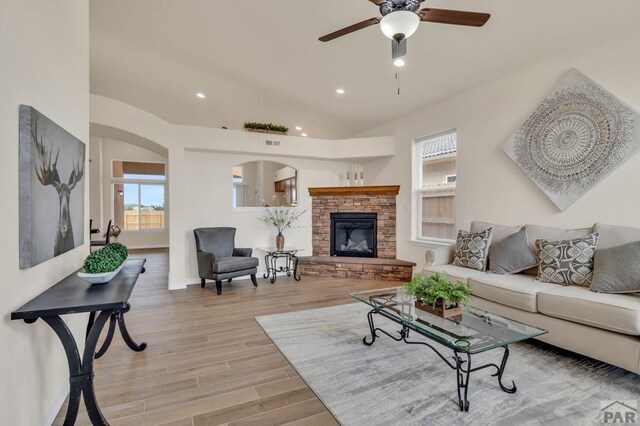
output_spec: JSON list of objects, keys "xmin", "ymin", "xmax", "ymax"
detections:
[
  {"xmin": 44, "ymin": 384, "xmax": 68, "ymax": 426},
  {"xmin": 169, "ymin": 280, "xmax": 187, "ymax": 290},
  {"xmin": 125, "ymin": 244, "xmax": 169, "ymax": 250}
]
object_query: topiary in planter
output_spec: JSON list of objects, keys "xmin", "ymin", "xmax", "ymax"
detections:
[
  {"xmin": 83, "ymin": 243, "xmax": 128, "ymax": 274},
  {"xmin": 102, "ymin": 242, "xmax": 128, "ymax": 263}
]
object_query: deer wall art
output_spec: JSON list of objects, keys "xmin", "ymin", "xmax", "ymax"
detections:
[{"xmin": 19, "ymin": 105, "xmax": 86, "ymax": 268}]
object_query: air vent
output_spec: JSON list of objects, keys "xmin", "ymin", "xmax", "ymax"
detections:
[{"xmin": 265, "ymin": 140, "xmax": 281, "ymax": 146}]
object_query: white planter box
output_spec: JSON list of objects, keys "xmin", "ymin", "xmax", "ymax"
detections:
[{"xmin": 77, "ymin": 258, "xmax": 126, "ymax": 284}]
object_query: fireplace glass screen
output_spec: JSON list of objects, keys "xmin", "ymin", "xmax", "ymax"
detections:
[{"xmin": 330, "ymin": 212, "xmax": 377, "ymax": 258}]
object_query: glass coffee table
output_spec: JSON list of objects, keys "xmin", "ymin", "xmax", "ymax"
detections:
[{"xmin": 350, "ymin": 287, "xmax": 547, "ymax": 412}]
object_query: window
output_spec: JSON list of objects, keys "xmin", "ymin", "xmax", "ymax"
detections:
[
  {"xmin": 112, "ymin": 161, "xmax": 166, "ymax": 230},
  {"xmin": 415, "ymin": 131, "xmax": 457, "ymax": 241}
]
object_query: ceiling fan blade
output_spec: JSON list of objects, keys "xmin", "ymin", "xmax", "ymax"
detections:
[
  {"xmin": 319, "ymin": 17, "xmax": 380, "ymax": 42},
  {"xmin": 418, "ymin": 8, "xmax": 490, "ymax": 27},
  {"xmin": 368, "ymin": 0, "xmax": 386, "ymax": 4}
]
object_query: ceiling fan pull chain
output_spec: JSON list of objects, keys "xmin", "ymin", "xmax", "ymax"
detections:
[{"xmin": 396, "ymin": 67, "xmax": 401, "ymax": 95}]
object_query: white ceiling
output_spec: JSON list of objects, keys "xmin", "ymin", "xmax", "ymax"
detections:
[{"xmin": 90, "ymin": 0, "xmax": 640, "ymax": 139}]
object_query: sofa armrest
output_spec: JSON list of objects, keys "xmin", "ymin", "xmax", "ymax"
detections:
[
  {"xmin": 425, "ymin": 244, "xmax": 456, "ymax": 267},
  {"xmin": 233, "ymin": 247, "xmax": 253, "ymax": 257},
  {"xmin": 197, "ymin": 251, "xmax": 216, "ymax": 278}
]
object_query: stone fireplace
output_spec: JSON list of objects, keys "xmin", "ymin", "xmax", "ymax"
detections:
[{"xmin": 298, "ymin": 185, "xmax": 414, "ymax": 281}]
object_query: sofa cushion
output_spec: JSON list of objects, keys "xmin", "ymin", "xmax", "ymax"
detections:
[
  {"xmin": 524, "ymin": 224, "xmax": 593, "ymax": 253},
  {"xmin": 470, "ymin": 221, "xmax": 521, "ymax": 245},
  {"xmin": 536, "ymin": 233, "xmax": 599, "ymax": 287},
  {"xmin": 488, "ymin": 227, "xmax": 538, "ymax": 274},
  {"xmin": 212, "ymin": 256, "xmax": 259, "ymax": 274},
  {"xmin": 452, "ymin": 228, "xmax": 493, "ymax": 271},
  {"xmin": 469, "ymin": 273, "xmax": 559, "ymax": 313},
  {"xmin": 593, "ymin": 222, "xmax": 640, "ymax": 249},
  {"xmin": 538, "ymin": 286, "xmax": 640, "ymax": 335},
  {"xmin": 522, "ymin": 224, "xmax": 594, "ymax": 276},
  {"xmin": 591, "ymin": 241, "xmax": 640, "ymax": 293},
  {"xmin": 423, "ymin": 264, "xmax": 486, "ymax": 284}
]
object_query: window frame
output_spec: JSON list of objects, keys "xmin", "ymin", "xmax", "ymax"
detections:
[
  {"xmin": 111, "ymin": 160, "xmax": 167, "ymax": 232},
  {"xmin": 412, "ymin": 130, "xmax": 457, "ymax": 246}
]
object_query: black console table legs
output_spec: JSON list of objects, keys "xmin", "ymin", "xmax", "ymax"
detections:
[
  {"xmin": 40, "ymin": 305, "xmax": 148, "ymax": 425},
  {"xmin": 44, "ymin": 310, "xmax": 114, "ymax": 426},
  {"xmin": 94, "ymin": 302, "xmax": 147, "ymax": 359},
  {"xmin": 94, "ymin": 314, "xmax": 116, "ymax": 359},
  {"xmin": 117, "ymin": 303, "xmax": 147, "ymax": 352}
]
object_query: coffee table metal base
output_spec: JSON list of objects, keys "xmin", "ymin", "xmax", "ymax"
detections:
[{"xmin": 363, "ymin": 308, "xmax": 517, "ymax": 412}]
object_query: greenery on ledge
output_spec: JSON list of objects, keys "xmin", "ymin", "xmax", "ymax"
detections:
[
  {"xmin": 243, "ymin": 122, "xmax": 289, "ymax": 133},
  {"xmin": 403, "ymin": 272, "xmax": 471, "ymax": 308},
  {"xmin": 83, "ymin": 243, "xmax": 129, "ymax": 274}
]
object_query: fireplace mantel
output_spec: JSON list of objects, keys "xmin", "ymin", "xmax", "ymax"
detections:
[{"xmin": 308, "ymin": 185, "xmax": 400, "ymax": 197}]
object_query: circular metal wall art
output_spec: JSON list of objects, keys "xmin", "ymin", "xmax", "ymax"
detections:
[{"xmin": 513, "ymin": 83, "xmax": 633, "ymax": 195}]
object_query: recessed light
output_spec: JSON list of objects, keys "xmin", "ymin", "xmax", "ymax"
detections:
[
  {"xmin": 393, "ymin": 58, "xmax": 406, "ymax": 67},
  {"xmin": 336, "ymin": 88, "xmax": 345, "ymax": 94},
  {"xmin": 196, "ymin": 92, "xmax": 206, "ymax": 99},
  {"xmin": 301, "ymin": 133, "xmax": 308, "ymax": 137},
  {"xmin": 295, "ymin": 126, "xmax": 302, "ymax": 131}
]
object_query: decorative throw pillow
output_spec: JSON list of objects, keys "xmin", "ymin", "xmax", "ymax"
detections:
[
  {"xmin": 536, "ymin": 233, "xmax": 599, "ymax": 286},
  {"xmin": 489, "ymin": 227, "xmax": 538, "ymax": 274},
  {"xmin": 452, "ymin": 228, "xmax": 493, "ymax": 271},
  {"xmin": 591, "ymin": 241, "xmax": 640, "ymax": 293}
]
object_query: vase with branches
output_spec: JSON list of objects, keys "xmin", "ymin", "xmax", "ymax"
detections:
[{"xmin": 261, "ymin": 207, "xmax": 306, "ymax": 250}]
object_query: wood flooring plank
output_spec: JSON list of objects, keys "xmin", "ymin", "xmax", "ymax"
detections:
[
  {"xmin": 192, "ymin": 388, "xmax": 317, "ymax": 426},
  {"xmin": 294, "ymin": 411, "xmax": 340, "ymax": 426},
  {"xmin": 255, "ymin": 377, "xmax": 308, "ymax": 399},
  {"xmin": 145, "ymin": 369, "xmax": 289, "ymax": 412},
  {"xmin": 227, "ymin": 399, "xmax": 327, "ymax": 426}
]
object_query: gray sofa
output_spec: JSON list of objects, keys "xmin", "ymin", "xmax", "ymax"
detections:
[{"xmin": 424, "ymin": 221, "xmax": 640, "ymax": 374}]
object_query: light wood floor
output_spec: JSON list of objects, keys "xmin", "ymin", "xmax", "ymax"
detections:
[{"xmin": 55, "ymin": 249, "xmax": 396, "ymax": 425}]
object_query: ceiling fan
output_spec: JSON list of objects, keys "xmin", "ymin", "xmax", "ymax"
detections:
[{"xmin": 319, "ymin": 0, "xmax": 490, "ymax": 66}]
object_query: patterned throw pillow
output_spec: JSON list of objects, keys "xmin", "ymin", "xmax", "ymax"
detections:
[
  {"xmin": 536, "ymin": 233, "xmax": 599, "ymax": 286},
  {"xmin": 452, "ymin": 228, "xmax": 493, "ymax": 271}
]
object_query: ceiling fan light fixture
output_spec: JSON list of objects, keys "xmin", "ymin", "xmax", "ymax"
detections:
[
  {"xmin": 380, "ymin": 11, "xmax": 420, "ymax": 40},
  {"xmin": 393, "ymin": 58, "xmax": 406, "ymax": 67}
]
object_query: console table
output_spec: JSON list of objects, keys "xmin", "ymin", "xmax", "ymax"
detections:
[
  {"xmin": 259, "ymin": 248, "xmax": 303, "ymax": 283},
  {"xmin": 11, "ymin": 258, "xmax": 147, "ymax": 426}
]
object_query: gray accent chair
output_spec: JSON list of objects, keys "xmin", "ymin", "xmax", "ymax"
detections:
[{"xmin": 194, "ymin": 227, "xmax": 259, "ymax": 295}]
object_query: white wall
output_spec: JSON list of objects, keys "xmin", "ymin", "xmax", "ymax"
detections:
[
  {"xmin": 90, "ymin": 94, "xmax": 395, "ymax": 289},
  {"xmin": 0, "ymin": 2, "xmax": 89, "ymax": 425},
  {"xmin": 185, "ymin": 151, "xmax": 347, "ymax": 283},
  {"xmin": 361, "ymin": 36, "xmax": 640, "ymax": 269},
  {"xmin": 89, "ymin": 137, "xmax": 169, "ymax": 248}
]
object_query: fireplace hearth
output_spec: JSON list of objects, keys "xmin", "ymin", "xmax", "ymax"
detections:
[{"xmin": 330, "ymin": 212, "xmax": 377, "ymax": 258}]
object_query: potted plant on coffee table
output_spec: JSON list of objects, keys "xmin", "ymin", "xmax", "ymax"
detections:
[
  {"xmin": 78, "ymin": 243, "xmax": 129, "ymax": 284},
  {"xmin": 403, "ymin": 272, "xmax": 471, "ymax": 318}
]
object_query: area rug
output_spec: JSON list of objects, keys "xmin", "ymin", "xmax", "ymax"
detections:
[{"xmin": 256, "ymin": 303, "xmax": 640, "ymax": 426}]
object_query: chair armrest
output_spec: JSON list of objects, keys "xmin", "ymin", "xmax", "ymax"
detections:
[
  {"xmin": 196, "ymin": 251, "xmax": 216, "ymax": 278},
  {"xmin": 425, "ymin": 243, "xmax": 456, "ymax": 267},
  {"xmin": 233, "ymin": 247, "xmax": 253, "ymax": 257}
]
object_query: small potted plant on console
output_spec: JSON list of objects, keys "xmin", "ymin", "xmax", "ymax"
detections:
[
  {"xmin": 403, "ymin": 272, "xmax": 471, "ymax": 318},
  {"xmin": 78, "ymin": 243, "xmax": 129, "ymax": 284}
]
